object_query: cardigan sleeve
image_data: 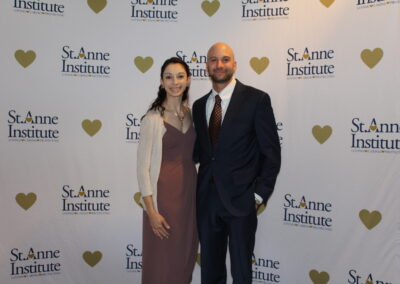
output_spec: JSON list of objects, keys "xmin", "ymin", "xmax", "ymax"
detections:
[{"xmin": 136, "ymin": 113, "xmax": 155, "ymax": 199}]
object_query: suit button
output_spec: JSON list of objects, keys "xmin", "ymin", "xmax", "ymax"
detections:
[{"xmin": 211, "ymin": 157, "xmax": 215, "ymax": 161}]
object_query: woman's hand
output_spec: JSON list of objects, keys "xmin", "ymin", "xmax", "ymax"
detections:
[
  {"xmin": 147, "ymin": 211, "xmax": 171, "ymax": 240},
  {"xmin": 142, "ymin": 195, "xmax": 170, "ymax": 239}
]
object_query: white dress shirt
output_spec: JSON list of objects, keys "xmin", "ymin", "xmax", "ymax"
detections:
[
  {"xmin": 205, "ymin": 78, "xmax": 263, "ymax": 204},
  {"xmin": 206, "ymin": 78, "xmax": 237, "ymax": 124}
]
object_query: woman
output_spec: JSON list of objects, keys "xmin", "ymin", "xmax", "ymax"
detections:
[{"xmin": 137, "ymin": 57, "xmax": 198, "ymax": 284}]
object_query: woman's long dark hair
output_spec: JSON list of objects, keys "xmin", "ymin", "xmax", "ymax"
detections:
[{"xmin": 147, "ymin": 57, "xmax": 191, "ymax": 115}]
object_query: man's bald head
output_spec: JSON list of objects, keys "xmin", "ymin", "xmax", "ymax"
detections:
[{"xmin": 207, "ymin": 42, "xmax": 235, "ymax": 61}]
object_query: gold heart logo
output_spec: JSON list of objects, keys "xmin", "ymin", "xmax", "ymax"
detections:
[
  {"xmin": 196, "ymin": 253, "xmax": 201, "ymax": 266},
  {"xmin": 251, "ymin": 255, "xmax": 256, "ymax": 263},
  {"xmin": 250, "ymin": 57, "xmax": 270, "ymax": 75},
  {"xmin": 300, "ymin": 202, "xmax": 306, "ymax": 207},
  {"xmin": 82, "ymin": 119, "xmax": 102, "ymax": 137},
  {"xmin": 366, "ymin": 281, "xmax": 373, "ymax": 284},
  {"xmin": 361, "ymin": 48, "xmax": 383, "ymax": 69},
  {"xmin": 312, "ymin": 125, "xmax": 332, "ymax": 144},
  {"xmin": 83, "ymin": 251, "xmax": 102, "ymax": 267},
  {"xmin": 369, "ymin": 125, "xmax": 377, "ymax": 131},
  {"xmin": 79, "ymin": 53, "xmax": 85, "ymax": 58},
  {"xmin": 256, "ymin": 203, "xmax": 267, "ymax": 216},
  {"xmin": 133, "ymin": 192, "xmax": 143, "ymax": 208},
  {"xmin": 87, "ymin": 0, "xmax": 107, "ymax": 14},
  {"xmin": 320, "ymin": 0, "xmax": 335, "ymax": 8},
  {"xmin": 309, "ymin": 270, "xmax": 330, "ymax": 284},
  {"xmin": 15, "ymin": 193, "xmax": 37, "ymax": 210},
  {"xmin": 359, "ymin": 209, "xmax": 382, "ymax": 230},
  {"xmin": 28, "ymin": 253, "xmax": 34, "ymax": 258},
  {"xmin": 134, "ymin": 56, "xmax": 154, "ymax": 73},
  {"xmin": 147, "ymin": 0, "xmax": 154, "ymax": 3},
  {"xmin": 201, "ymin": 0, "xmax": 220, "ymax": 17},
  {"xmin": 15, "ymin": 50, "xmax": 36, "ymax": 68},
  {"xmin": 79, "ymin": 191, "xmax": 85, "ymax": 196},
  {"xmin": 192, "ymin": 57, "xmax": 198, "ymax": 62},
  {"xmin": 25, "ymin": 117, "xmax": 32, "ymax": 122},
  {"xmin": 303, "ymin": 53, "xmax": 309, "ymax": 59}
]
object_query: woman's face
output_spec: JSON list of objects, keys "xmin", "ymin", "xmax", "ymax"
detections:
[{"xmin": 161, "ymin": 63, "xmax": 190, "ymax": 98}]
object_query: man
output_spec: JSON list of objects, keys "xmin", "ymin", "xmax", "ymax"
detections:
[{"xmin": 192, "ymin": 42, "xmax": 281, "ymax": 284}]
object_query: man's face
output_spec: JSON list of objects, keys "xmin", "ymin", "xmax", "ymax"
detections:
[{"xmin": 206, "ymin": 45, "xmax": 237, "ymax": 84}]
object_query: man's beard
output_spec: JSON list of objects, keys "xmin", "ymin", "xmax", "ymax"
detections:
[{"xmin": 208, "ymin": 69, "xmax": 234, "ymax": 83}]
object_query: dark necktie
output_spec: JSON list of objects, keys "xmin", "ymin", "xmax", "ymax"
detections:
[{"xmin": 209, "ymin": 94, "xmax": 222, "ymax": 147}]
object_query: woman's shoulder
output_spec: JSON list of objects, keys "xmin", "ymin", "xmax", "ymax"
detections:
[
  {"xmin": 183, "ymin": 105, "xmax": 193, "ymax": 119},
  {"xmin": 141, "ymin": 109, "xmax": 164, "ymax": 131},
  {"xmin": 143, "ymin": 109, "xmax": 162, "ymax": 121}
]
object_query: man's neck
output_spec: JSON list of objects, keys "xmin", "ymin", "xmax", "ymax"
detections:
[{"xmin": 212, "ymin": 78, "xmax": 234, "ymax": 93}]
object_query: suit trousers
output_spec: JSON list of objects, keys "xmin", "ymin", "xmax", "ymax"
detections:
[{"xmin": 197, "ymin": 181, "xmax": 257, "ymax": 284}]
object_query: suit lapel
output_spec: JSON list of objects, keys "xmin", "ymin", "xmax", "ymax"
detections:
[
  {"xmin": 198, "ymin": 91, "xmax": 212, "ymax": 151},
  {"xmin": 217, "ymin": 81, "xmax": 246, "ymax": 147}
]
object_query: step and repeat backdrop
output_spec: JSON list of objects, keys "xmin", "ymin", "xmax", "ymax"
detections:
[{"xmin": 1, "ymin": 1, "xmax": 399, "ymax": 283}]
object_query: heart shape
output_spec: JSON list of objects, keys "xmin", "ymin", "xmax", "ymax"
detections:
[
  {"xmin": 196, "ymin": 253, "xmax": 201, "ymax": 266},
  {"xmin": 359, "ymin": 209, "xmax": 382, "ymax": 230},
  {"xmin": 361, "ymin": 48, "xmax": 383, "ymax": 69},
  {"xmin": 83, "ymin": 251, "xmax": 102, "ymax": 267},
  {"xmin": 309, "ymin": 270, "xmax": 330, "ymax": 284},
  {"xmin": 201, "ymin": 0, "xmax": 220, "ymax": 17},
  {"xmin": 320, "ymin": 0, "xmax": 335, "ymax": 8},
  {"xmin": 366, "ymin": 281, "xmax": 373, "ymax": 284},
  {"xmin": 369, "ymin": 125, "xmax": 377, "ymax": 131},
  {"xmin": 87, "ymin": 0, "xmax": 107, "ymax": 14},
  {"xmin": 82, "ymin": 119, "xmax": 102, "ymax": 137},
  {"xmin": 134, "ymin": 56, "xmax": 154, "ymax": 73},
  {"xmin": 133, "ymin": 192, "xmax": 143, "ymax": 208},
  {"xmin": 15, "ymin": 193, "xmax": 37, "ymax": 210},
  {"xmin": 15, "ymin": 50, "xmax": 36, "ymax": 68},
  {"xmin": 312, "ymin": 125, "xmax": 332, "ymax": 144},
  {"xmin": 256, "ymin": 203, "xmax": 267, "ymax": 216},
  {"xmin": 300, "ymin": 202, "xmax": 306, "ymax": 207},
  {"xmin": 250, "ymin": 57, "xmax": 270, "ymax": 75},
  {"xmin": 251, "ymin": 255, "xmax": 256, "ymax": 264}
]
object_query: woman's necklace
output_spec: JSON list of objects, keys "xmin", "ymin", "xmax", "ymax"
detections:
[{"xmin": 164, "ymin": 106, "xmax": 185, "ymax": 131}]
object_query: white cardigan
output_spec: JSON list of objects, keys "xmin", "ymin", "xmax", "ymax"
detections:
[{"xmin": 136, "ymin": 109, "xmax": 166, "ymax": 211}]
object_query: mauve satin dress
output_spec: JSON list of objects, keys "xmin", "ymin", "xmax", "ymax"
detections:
[{"xmin": 142, "ymin": 121, "xmax": 198, "ymax": 284}]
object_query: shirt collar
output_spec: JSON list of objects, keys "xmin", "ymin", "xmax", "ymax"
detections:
[{"xmin": 210, "ymin": 78, "xmax": 236, "ymax": 101}]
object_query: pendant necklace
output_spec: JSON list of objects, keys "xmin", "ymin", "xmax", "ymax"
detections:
[
  {"xmin": 165, "ymin": 106, "xmax": 185, "ymax": 131},
  {"xmin": 174, "ymin": 109, "xmax": 185, "ymax": 131}
]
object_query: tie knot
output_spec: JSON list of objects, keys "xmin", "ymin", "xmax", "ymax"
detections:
[{"xmin": 215, "ymin": 94, "xmax": 221, "ymax": 104}]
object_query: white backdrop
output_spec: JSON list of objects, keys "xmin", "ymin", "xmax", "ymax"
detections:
[{"xmin": 1, "ymin": 1, "xmax": 399, "ymax": 283}]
